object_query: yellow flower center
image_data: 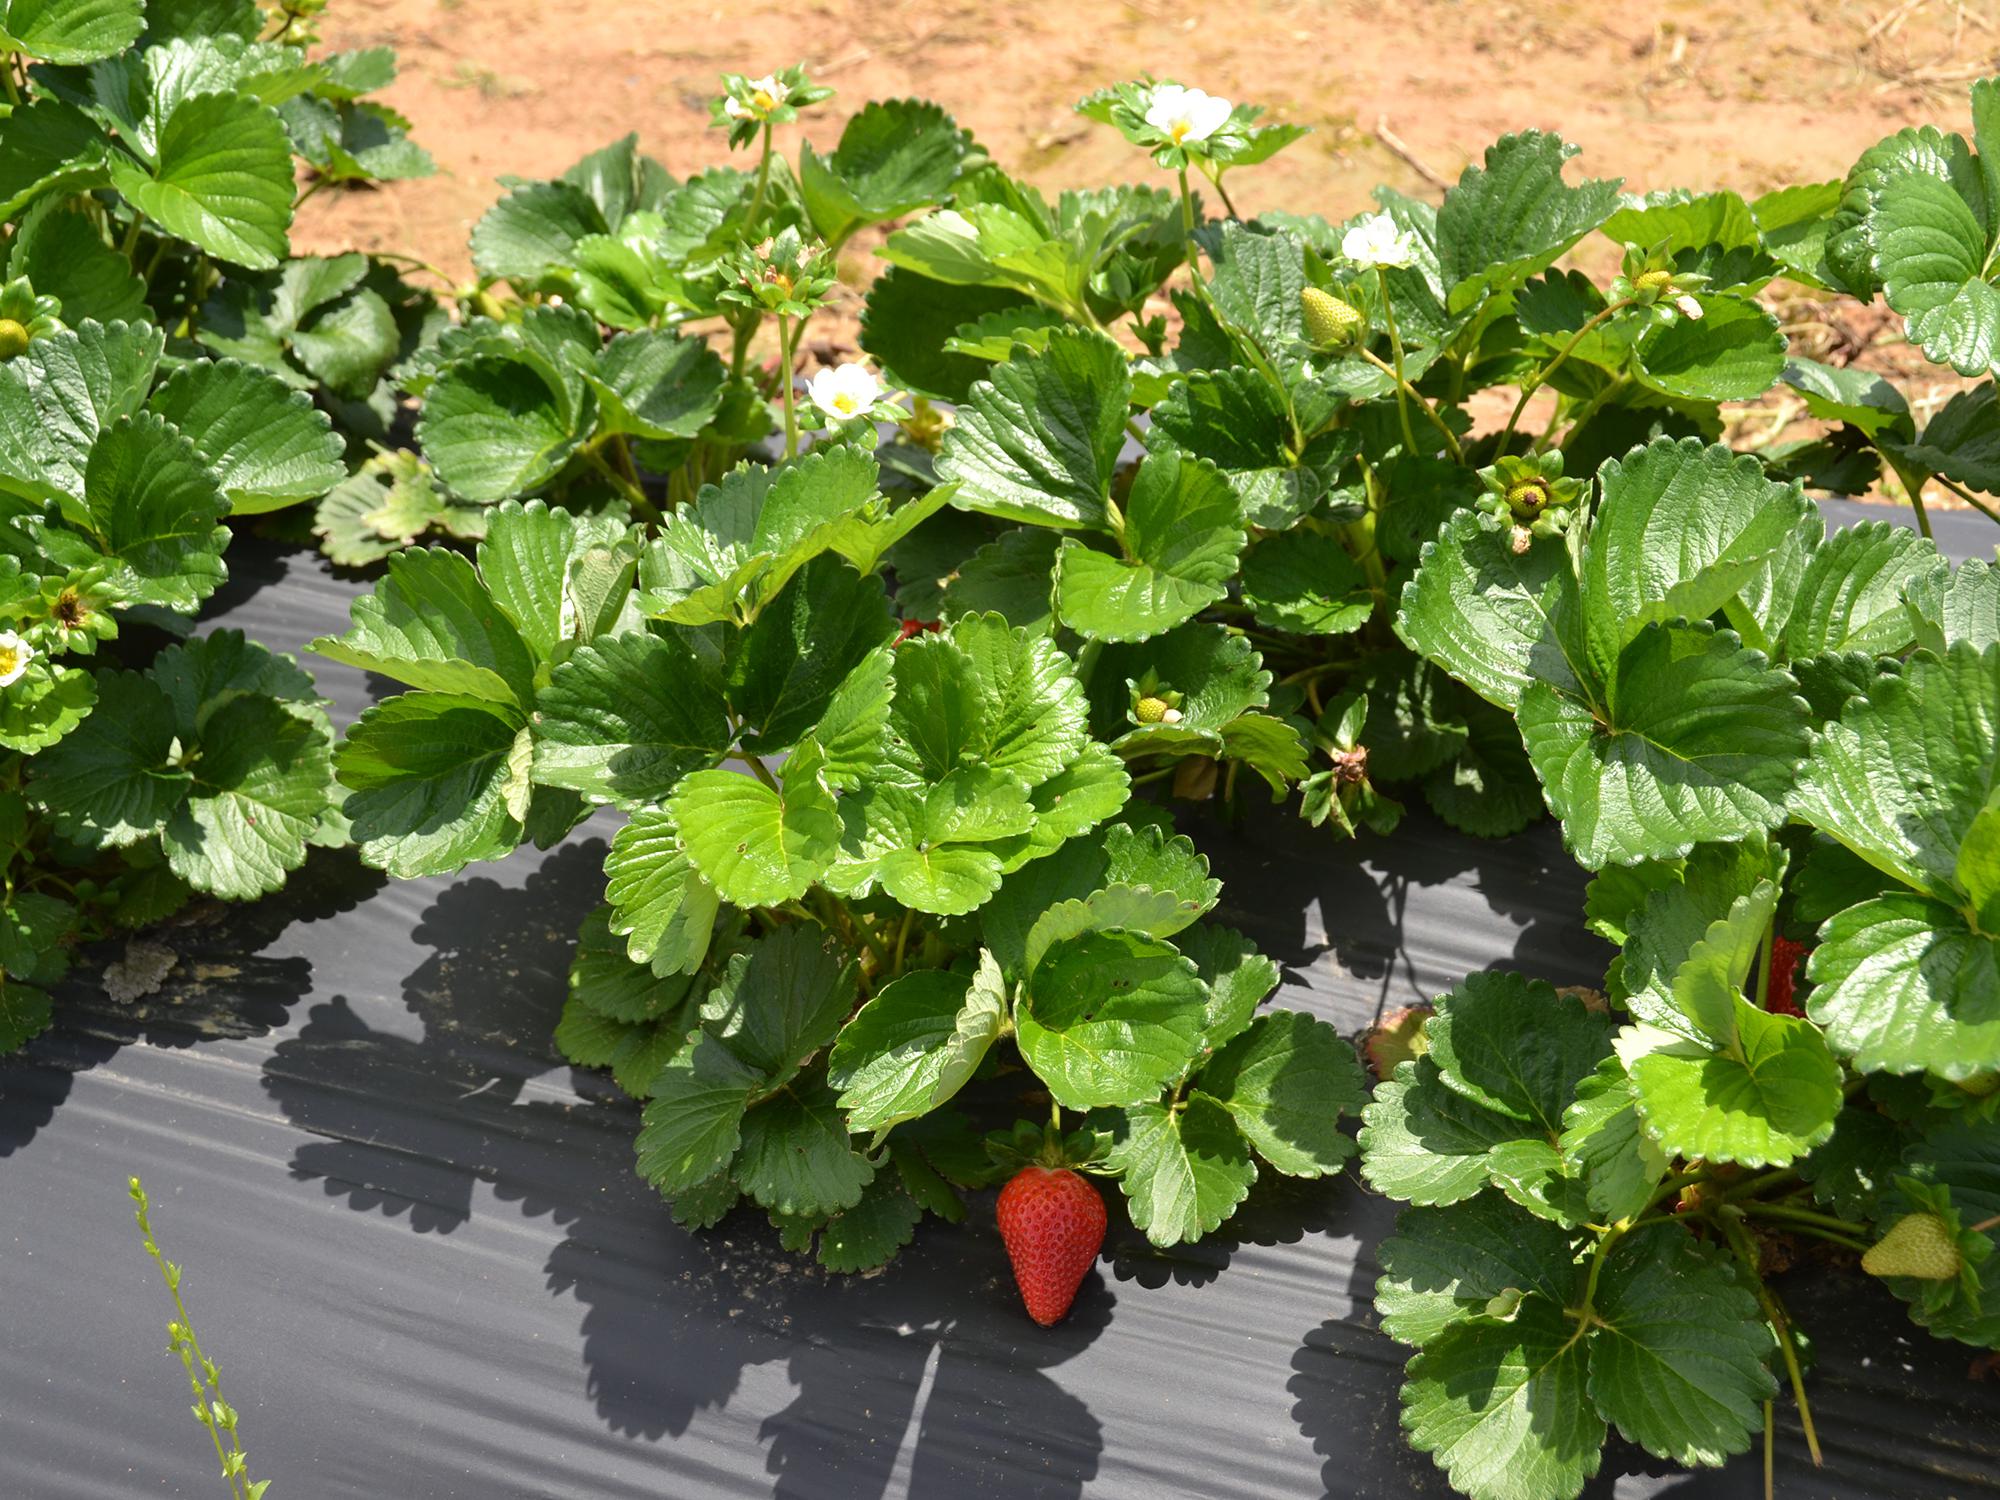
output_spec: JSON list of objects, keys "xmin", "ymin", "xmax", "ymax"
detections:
[
  {"xmin": 752, "ymin": 88, "xmax": 779, "ymax": 112},
  {"xmin": 833, "ymin": 394, "xmax": 859, "ymax": 415},
  {"xmin": 0, "ymin": 642, "xmax": 22, "ymax": 678},
  {"xmin": 1168, "ymin": 119, "xmax": 1191, "ymax": 144}
]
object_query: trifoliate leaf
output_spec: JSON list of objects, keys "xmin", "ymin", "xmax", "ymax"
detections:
[
  {"xmin": 1587, "ymin": 1226, "xmax": 1775, "ymax": 1466},
  {"xmin": 1016, "ymin": 928, "xmax": 1207, "ymax": 1109},
  {"xmin": 700, "ymin": 924, "xmax": 854, "ymax": 1085},
  {"xmin": 1148, "ymin": 366, "xmax": 1357, "ymax": 528},
  {"xmin": 1395, "ymin": 510, "xmax": 1579, "ymax": 712},
  {"xmin": 1178, "ymin": 921, "xmax": 1278, "ymax": 1053},
  {"xmin": 470, "ymin": 179, "xmax": 608, "ymax": 284},
  {"xmin": 577, "ymin": 329, "xmax": 728, "ymax": 441},
  {"xmin": 8, "ymin": 197, "xmax": 145, "ymax": 324},
  {"xmin": 1779, "ymin": 520, "xmax": 1935, "ymax": 661},
  {"xmin": 162, "ymin": 695, "xmax": 331, "ymax": 900},
  {"xmin": 1053, "ymin": 449, "xmax": 1242, "ymax": 642},
  {"xmin": 567, "ymin": 905, "xmax": 694, "ymax": 1026},
  {"xmin": 829, "ymin": 951, "xmax": 1007, "ymax": 1134},
  {"xmin": 1359, "ymin": 1058, "xmax": 1525, "ymax": 1208},
  {"xmin": 1435, "ymin": 131, "xmax": 1622, "ymax": 313},
  {"xmin": 803, "ymin": 646, "xmax": 894, "ymax": 791},
  {"xmin": 1425, "ymin": 972, "xmax": 1614, "ymax": 1130},
  {"xmin": 1869, "ymin": 107, "xmax": 2000, "ymax": 374},
  {"xmin": 733, "ymin": 1077, "xmax": 875, "ymax": 1217},
  {"xmin": 603, "ymin": 808, "xmax": 719, "ymax": 978},
  {"xmin": 1375, "ymin": 1193, "xmax": 1579, "ymax": 1346},
  {"xmin": 730, "ymin": 553, "xmax": 897, "ymax": 753},
  {"xmin": 799, "ymin": 97, "xmax": 969, "ymax": 247},
  {"xmin": 885, "ymin": 611, "xmax": 1090, "ymax": 784},
  {"xmin": 74, "ymin": 411, "xmax": 229, "ymax": 611},
  {"xmin": 107, "ymin": 92, "xmax": 293, "ymax": 269},
  {"xmin": 1582, "ymin": 438, "xmax": 1812, "ymax": 667},
  {"xmin": 28, "ymin": 669, "xmax": 185, "ymax": 846},
  {"xmin": 0, "ymin": 97, "xmax": 108, "ymax": 222},
  {"xmin": 1626, "ymin": 998, "xmax": 1843, "ymax": 1166},
  {"xmin": 815, "ymin": 1177, "xmax": 924, "ymax": 1273},
  {"xmin": 1097, "ymin": 1094, "xmax": 1256, "ymax": 1247},
  {"xmin": 1239, "ymin": 529, "xmax": 1373, "ymax": 637},
  {"xmin": 0, "ymin": 0, "xmax": 144, "ymax": 62},
  {"xmin": 1401, "ymin": 1295, "xmax": 1604, "ymax": 1500},
  {"xmin": 0, "ymin": 661, "xmax": 92, "ymax": 753},
  {"xmin": 0, "ymin": 319, "xmax": 162, "ymax": 504},
  {"xmin": 145, "ymin": 357, "xmax": 344, "ymax": 514},
  {"xmin": 532, "ymin": 630, "xmax": 731, "ymax": 808},
  {"xmin": 310, "ymin": 546, "xmax": 538, "ymax": 708},
  {"xmin": 940, "ymin": 526, "xmax": 1059, "ymax": 635},
  {"xmin": 1196, "ymin": 220, "xmax": 1304, "ymax": 360},
  {"xmin": 416, "ymin": 351, "xmax": 589, "ymax": 502},
  {"xmin": 1806, "ymin": 894, "xmax": 2000, "ymax": 1079},
  {"xmin": 1196, "ymin": 1008, "xmax": 1365, "ymax": 1176},
  {"xmin": 1632, "ymin": 297, "xmax": 1786, "ymax": 401},
  {"xmin": 1519, "ymin": 622, "xmax": 1810, "ymax": 869},
  {"xmin": 935, "ymin": 327, "xmax": 1129, "ymax": 529},
  {"xmin": 1794, "ymin": 642, "xmax": 1999, "ymax": 903},
  {"xmin": 1614, "ymin": 840, "xmax": 1786, "ymax": 1033},
  {"xmin": 335, "ymin": 694, "xmax": 528, "ymax": 877},
  {"xmin": 635, "ymin": 1035, "xmax": 763, "ymax": 1196},
  {"xmin": 668, "ymin": 766, "xmax": 839, "ymax": 908},
  {"xmin": 1558, "ymin": 1058, "xmax": 1668, "ymax": 1224}
]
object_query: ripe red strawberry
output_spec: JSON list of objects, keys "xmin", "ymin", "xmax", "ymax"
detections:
[
  {"xmin": 1766, "ymin": 934, "xmax": 1808, "ymax": 1017},
  {"xmin": 893, "ymin": 618, "xmax": 940, "ymax": 646},
  {"xmin": 996, "ymin": 1165, "xmax": 1106, "ymax": 1326}
]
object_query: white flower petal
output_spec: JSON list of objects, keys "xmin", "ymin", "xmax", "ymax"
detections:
[
  {"xmin": 807, "ymin": 363, "xmax": 883, "ymax": 420},
  {"xmin": 1143, "ymin": 84, "xmax": 1232, "ymax": 145},
  {"xmin": 1340, "ymin": 213, "xmax": 1418, "ymax": 270},
  {"xmin": 0, "ymin": 630, "xmax": 32, "ymax": 688}
]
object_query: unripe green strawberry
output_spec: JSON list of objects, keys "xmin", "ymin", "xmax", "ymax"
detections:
[
  {"xmin": 1301, "ymin": 286, "xmax": 1364, "ymax": 348},
  {"xmin": 1633, "ymin": 268, "xmax": 1675, "ymax": 297},
  {"xmin": 1862, "ymin": 1213, "xmax": 1963, "ymax": 1280},
  {"xmin": 1135, "ymin": 695, "xmax": 1173, "ymax": 724},
  {"xmin": 0, "ymin": 319, "xmax": 28, "ymax": 360}
]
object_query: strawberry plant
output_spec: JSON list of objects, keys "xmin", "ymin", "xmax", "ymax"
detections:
[
  {"xmin": 1372, "ymin": 387, "xmax": 1998, "ymax": 1494},
  {"xmin": 309, "ymin": 469, "xmax": 1370, "ymax": 1274},
  {"xmin": 0, "ymin": 0, "xmax": 421, "ymax": 1051}
]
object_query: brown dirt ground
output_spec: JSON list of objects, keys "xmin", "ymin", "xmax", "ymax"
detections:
[{"xmin": 292, "ymin": 0, "xmax": 2000, "ymax": 504}]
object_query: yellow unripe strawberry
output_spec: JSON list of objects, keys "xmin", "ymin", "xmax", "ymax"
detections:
[{"xmin": 1301, "ymin": 286, "xmax": 1365, "ymax": 348}]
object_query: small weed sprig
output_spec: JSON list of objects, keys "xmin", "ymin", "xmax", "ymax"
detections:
[{"xmin": 128, "ymin": 1178, "xmax": 269, "ymax": 1500}]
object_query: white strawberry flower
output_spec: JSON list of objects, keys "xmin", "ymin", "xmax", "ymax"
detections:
[
  {"xmin": 1144, "ymin": 84, "xmax": 1233, "ymax": 147},
  {"xmin": 0, "ymin": 629, "xmax": 33, "ymax": 688},
  {"xmin": 1341, "ymin": 213, "xmax": 1419, "ymax": 270},
  {"xmin": 726, "ymin": 74, "xmax": 784, "ymax": 120},
  {"xmin": 807, "ymin": 363, "xmax": 883, "ymax": 421},
  {"xmin": 1674, "ymin": 293, "xmax": 1704, "ymax": 321}
]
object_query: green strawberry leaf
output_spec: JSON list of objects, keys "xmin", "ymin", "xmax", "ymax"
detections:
[
  {"xmin": 815, "ymin": 1177, "xmax": 925, "ymax": 1273},
  {"xmin": 162, "ymin": 694, "xmax": 332, "ymax": 900},
  {"xmin": 531, "ymin": 630, "xmax": 731, "ymax": 809},
  {"xmin": 1147, "ymin": 365, "xmax": 1357, "ymax": 528},
  {"xmin": 1631, "ymin": 298, "xmax": 1786, "ymax": 401},
  {"xmin": 0, "ymin": 0, "xmax": 144, "ymax": 62},
  {"xmin": 1375, "ymin": 1192, "xmax": 1579, "ymax": 1346},
  {"xmin": 1626, "ymin": 998, "xmax": 1844, "ymax": 1167},
  {"xmin": 1096, "ymin": 1093, "xmax": 1256, "ymax": 1247},
  {"xmin": 885, "ymin": 611, "xmax": 1090, "ymax": 785},
  {"xmin": 28, "ymin": 669, "xmax": 186, "ymax": 846},
  {"xmin": 1424, "ymin": 972, "xmax": 1614, "ymax": 1131},
  {"xmin": 335, "ymin": 694, "xmax": 529, "ymax": 877},
  {"xmin": 1239, "ymin": 529, "xmax": 1373, "ymax": 637},
  {"xmin": 699, "ymin": 924, "xmax": 855, "ymax": 1086},
  {"xmin": 1053, "ymin": 449, "xmax": 1243, "ymax": 642},
  {"xmin": 1360, "ymin": 1058, "xmax": 1536, "ymax": 1209},
  {"xmin": 799, "ymin": 97, "xmax": 969, "ymax": 247},
  {"xmin": 1519, "ymin": 622, "xmax": 1810, "ymax": 869},
  {"xmin": 1395, "ymin": 511, "xmax": 1580, "ymax": 712},
  {"xmin": 935, "ymin": 326, "xmax": 1129, "ymax": 530},
  {"xmin": 0, "ymin": 665, "xmax": 97, "ymax": 754},
  {"xmin": 73, "ymin": 411, "xmax": 230, "ymax": 612},
  {"xmin": 941, "ymin": 527, "xmax": 1060, "ymax": 635},
  {"xmin": 1586, "ymin": 1226, "xmax": 1775, "ymax": 1466},
  {"xmin": 565, "ymin": 905, "xmax": 695, "ymax": 1026},
  {"xmin": 603, "ymin": 808, "xmax": 719, "ymax": 977},
  {"xmin": 1435, "ymin": 131, "xmax": 1622, "ymax": 313},
  {"xmin": 1806, "ymin": 893, "xmax": 2000, "ymax": 1079},
  {"xmin": 1016, "ymin": 928, "xmax": 1208, "ymax": 1109},
  {"xmin": 1401, "ymin": 1295, "xmax": 1605, "ymax": 1500},
  {"xmin": 0, "ymin": 319, "xmax": 162, "ymax": 504},
  {"xmin": 575, "ymin": 329, "xmax": 728, "ymax": 441},
  {"xmin": 8, "ymin": 197, "xmax": 146, "ymax": 324},
  {"xmin": 1558, "ymin": 1058, "xmax": 1668, "ymax": 1223},
  {"xmin": 416, "ymin": 350, "xmax": 590, "ymax": 501},
  {"xmin": 1195, "ymin": 1008, "xmax": 1366, "ymax": 1176},
  {"xmin": 470, "ymin": 179, "xmax": 608, "ymax": 284},
  {"xmin": 0, "ymin": 98, "xmax": 109, "ymax": 222},
  {"xmin": 668, "ymin": 763, "xmax": 840, "ymax": 908},
  {"xmin": 636, "ymin": 1035, "xmax": 764, "ymax": 1194},
  {"xmin": 310, "ymin": 546, "xmax": 538, "ymax": 708},
  {"xmin": 828, "ymin": 951, "xmax": 1007, "ymax": 1134},
  {"xmin": 145, "ymin": 357, "xmax": 345, "ymax": 515},
  {"xmin": 107, "ymin": 92, "xmax": 293, "ymax": 269},
  {"xmin": 732, "ymin": 1077, "xmax": 876, "ymax": 1218}
]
